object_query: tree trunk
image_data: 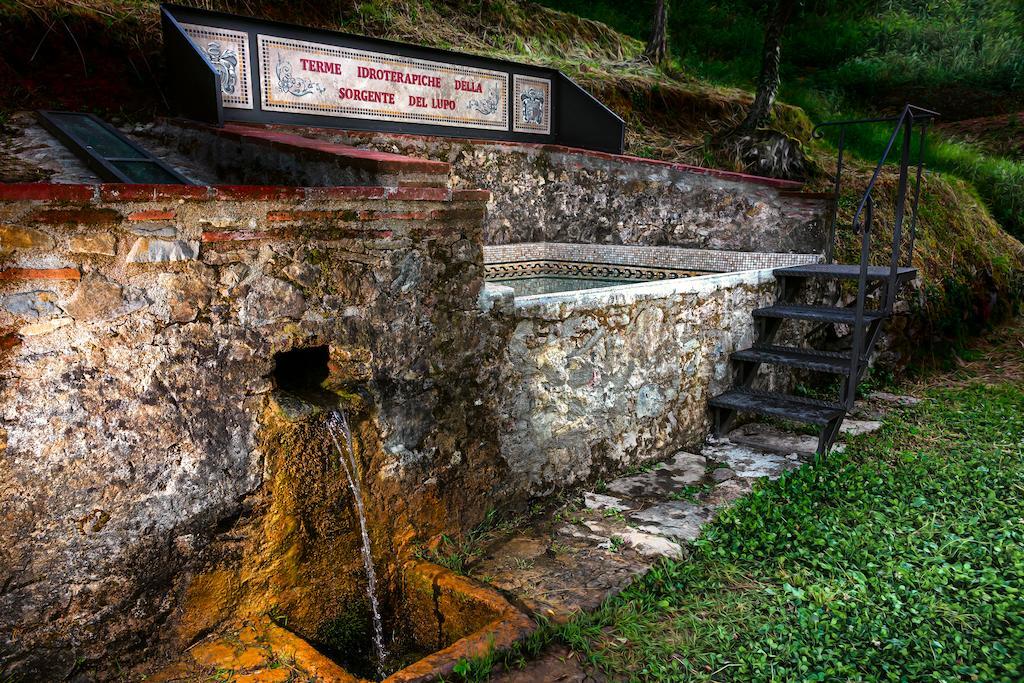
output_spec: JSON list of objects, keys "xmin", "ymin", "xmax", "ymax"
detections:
[
  {"xmin": 644, "ymin": 0, "xmax": 669, "ymax": 65},
  {"xmin": 739, "ymin": 0, "xmax": 797, "ymax": 131}
]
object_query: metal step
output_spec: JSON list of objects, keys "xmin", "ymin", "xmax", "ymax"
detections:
[
  {"xmin": 732, "ymin": 345, "xmax": 853, "ymax": 374},
  {"xmin": 775, "ymin": 263, "xmax": 917, "ymax": 282},
  {"xmin": 709, "ymin": 389, "xmax": 846, "ymax": 426},
  {"xmin": 753, "ymin": 304, "xmax": 886, "ymax": 325}
]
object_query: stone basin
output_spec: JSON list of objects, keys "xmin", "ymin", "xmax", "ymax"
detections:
[{"xmin": 161, "ymin": 560, "xmax": 534, "ymax": 683}]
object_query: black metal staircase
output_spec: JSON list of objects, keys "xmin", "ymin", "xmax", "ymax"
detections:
[{"xmin": 710, "ymin": 104, "xmax": 939, "ymax": 455}]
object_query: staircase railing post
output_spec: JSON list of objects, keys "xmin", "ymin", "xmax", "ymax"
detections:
[
  {"xmin": 847, "ymin": 195, "xmax": 873, "ymax": 409},
  {"xmin": 885, "ymin": 109, "xmax": 914, "ymax": 314},
  {"xmin": 906, "ymin": 121, "xmax": 928, "ymax": 266},
  {"xmin": 825, "ymin": 126, "xmax": 846, "ymax": 265}
]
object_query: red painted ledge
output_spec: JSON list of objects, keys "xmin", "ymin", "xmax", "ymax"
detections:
[
  {"xmin": 245, "ymin": 123, "xmax": 808, "ymax": 191},
  {"xmin": 0, "ymin": 184, "xmax": 490, "ymax": 204},
  {"xmin": 0, "ymin": 184, "xmax": 95, "ymax": 201}
]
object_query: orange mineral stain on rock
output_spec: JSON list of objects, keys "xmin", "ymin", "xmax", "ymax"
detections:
[
  {"xmin": 232, "ymin": 670, "xmax": 293, "ymax": 683},
  {"xmin": 174, "ymin": 570, "xmax": 242, "ymax": 646}
]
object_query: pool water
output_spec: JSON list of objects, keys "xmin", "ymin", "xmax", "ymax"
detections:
[{"xmin": 491, "ymin": 276, "xmax": 637, "ymax": 296}]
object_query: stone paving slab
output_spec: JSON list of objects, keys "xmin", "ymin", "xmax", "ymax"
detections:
[
  {"xmin": 702, "ymin": 439, "xmax": 808, "ymax": 480},
  {"xmin": 604, "ymin": 451, "xmax": 707, "ymax": 502},
  {"xmin": 727, "ymin": 422, "xmax": 820, "ymax": 457},
  {"xmin": 852, "ymin": 391, "xmax": 921, "ymax": 420},
  {"xmin": 628, "ymin": 500, "xmax": 709, "ymax": 542},
  {"xmin": 840, "ymin": 418, "xmax": 883, "ymax": 436},
  {"xmin": 472, "ymin": 527, "xmax": 655, "ymax": 622},
  {"xmin": 471, "ymin": 400, "xmax": 906, "ymax": 678}
]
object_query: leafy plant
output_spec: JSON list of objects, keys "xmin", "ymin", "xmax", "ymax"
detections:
[{"xmin": 556, "ymin": 369, "xmax": 1024, "ymax": 680}]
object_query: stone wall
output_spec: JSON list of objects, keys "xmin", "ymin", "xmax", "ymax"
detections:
[
  {"xmin": 489, "ymin": 271, "xmax": 790, "ymax": 495},
  {"xmin": 252, "ymin": 125, "xmax": 831, "ymax": 253},
  {"xmin": 0, "ymin": 183, "xmax": 508, "ymax": 678}
]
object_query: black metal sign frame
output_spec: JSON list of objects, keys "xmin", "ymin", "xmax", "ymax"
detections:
[{"xmin": 160, "ymin": 4, "xmax": 624, "ymax": 154}]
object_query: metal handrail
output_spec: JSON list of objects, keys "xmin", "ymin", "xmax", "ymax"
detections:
[
  {"xmin": 812, "ymin": 104, "xmax": 938, "ymax": 267},
  {"xmin": 813, "ymin": 104, "xmax": 939, "ymax": 409}
]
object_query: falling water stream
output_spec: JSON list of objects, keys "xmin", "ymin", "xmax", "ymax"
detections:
[{"xmin": 327, "ymin": 409, "xmax": 389, "ymax": 678}]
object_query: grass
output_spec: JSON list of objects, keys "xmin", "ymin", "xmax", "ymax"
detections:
[
  {"xmin": 413, "ymin": 508, "xmax": 524, "ymax": 576},
  {"xmin": 546, "ymin": 317, "xmax": 1024, "ymax": 681}
]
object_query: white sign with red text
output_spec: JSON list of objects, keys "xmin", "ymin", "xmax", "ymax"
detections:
[{"xmin": 256, "ymin": 34, "xmax": 509, "ymax": 130}]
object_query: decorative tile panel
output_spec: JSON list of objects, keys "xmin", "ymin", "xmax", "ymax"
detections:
[
  {"xmin": 257, "ymin": 34, "xmax": 509, "ymax": 130},
  {"xmin": 512, "ymin": 75, "xmax": 552, "ymax": 135},
  {"xmin": 180, "ymin": 23, "xmax": 254, "ymax": 110}
]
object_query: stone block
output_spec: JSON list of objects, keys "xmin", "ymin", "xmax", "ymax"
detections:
[
  {"xmin": 0, "ymin": 225, "xmax": 55, "ymax": 250},
  {"xmin": 69, "ymin": 233, "xmax": 117, "ymax": 256},
  {"xmin": 18, "ymin": 317, "xmax": 72, "ymax": 336},
  {"xmin": 2, "ymin": 291, "xmax": 61, "ymax": 320},
  {"xmin": 63, "ymin": 275, "xmax": 124, "ymax": 320},
  {"xmin": 126, "ymin": 238, "xmax": 199, "ymax": 263},
  {"xmin": 128, "ymin": 224, "xmax": 177, "ymax": 238},
  {"xmin": 162, "ymin": 273, "xmax": 211, "ymax": 324},
  {"xmin": 240, "ymin": 277, "xmax": 305, "ymax": 324}
]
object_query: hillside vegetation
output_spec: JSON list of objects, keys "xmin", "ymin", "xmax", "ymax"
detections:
[
  {"xmin": 540, "ymin": 0, "xmax": 1024, "ymax": 245},
  {"xmin": 0, "ymin": 0, "xmax": 1021, "ymax": 344}
]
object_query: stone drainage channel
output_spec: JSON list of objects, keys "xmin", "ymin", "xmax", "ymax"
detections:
[{"xmin": 155, "ymin": 392, "xmax": 916, "ymax": 682}]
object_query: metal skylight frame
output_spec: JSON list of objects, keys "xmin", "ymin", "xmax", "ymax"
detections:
[{"xmin": 36, "ymin": 111, "xmax": 194, "ymax": 185}]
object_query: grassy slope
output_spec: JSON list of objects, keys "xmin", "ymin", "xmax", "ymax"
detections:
[
  {"xmin": 556, "ymin": 316, "xmax": 1024, "ymax": 681},
  {"xmin": 1, "ymin": 0, "xmax": 1021, "ymax": 343}
]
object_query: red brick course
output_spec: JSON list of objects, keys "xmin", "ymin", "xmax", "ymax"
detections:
[
  {"xmin": 387, "ymin": 187, "xmax": 449, "ymax": 201},
  {"xmin": 99, "ymin": 184, "xmax": 211, "ymax": 202},
  {"xmin": 201, "ymin": 230, "xmax": 281, "ymax": 242},
  {"xmin": 303, "ymin": 186, "xmax": 387, "ymax": 200},
  {"xmin": 0, "ymin": 183, "xmax": 490, "ymax": 246},
  {"xmin": 28, "ymin": 208, "xmax": 121, "ymax": 225},
  {"xmin": 0, "ymin": 267, "xmax": 80, "ymax": 281},
  {"xmin": 451, "ymin": 189, "xmax": 492, "ymax": 202},
  {"xmin": 0, "ymin": 184, "xmax": 95, "ymax": 201},
  {"xmin": 127, "ymin": 210, "xmax": 176, "ymax": 222},
  {"xmin": 212, "ymin": 186, "xmax": 307, "ymax": 201}
]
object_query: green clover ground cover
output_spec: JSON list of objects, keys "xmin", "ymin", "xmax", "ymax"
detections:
[{"xmin": 559, "ymin": 381, "xmax": 1024, "ymax": 681}]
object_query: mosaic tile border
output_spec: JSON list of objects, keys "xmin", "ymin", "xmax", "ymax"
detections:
[
  {"xmin": 483, "ymin": 243, "xmax": 821, "ymax": 275},
  {"xmin": 486, "ymin": 260, "xmax": 701, "ymax": 282}
]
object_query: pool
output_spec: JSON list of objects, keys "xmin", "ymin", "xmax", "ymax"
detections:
[
  {"xmin": 492, "ymin": 276, "xmax": 642, "ymax": 296},
  {"xmin": 483, "ymin": 243, "xmax": 821, "ymax": 298}
]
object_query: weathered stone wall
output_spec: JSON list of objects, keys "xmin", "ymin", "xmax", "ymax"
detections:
[
  {"xmin": 152, "ymin": 121, "xmax": 451, "ymax": 189},
  {"xmin": 260, "ymin": 126, "xmax": 830, "ymax": 252},
  {"xmin": 0, "ymin": 183, "xmax": 508, "ymax": 678},
  {"xmin": 490, "ymin": 272, "xmax": 790, "ymax": 495}
]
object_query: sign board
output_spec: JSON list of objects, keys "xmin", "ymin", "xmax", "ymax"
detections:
[
  {"xmin": 161, "ymin": 4, "xmax": 622, "ymax": 153},
  {"xmin": 255, "ymin": 35, "xmax": 513, "ymax": 131}
]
